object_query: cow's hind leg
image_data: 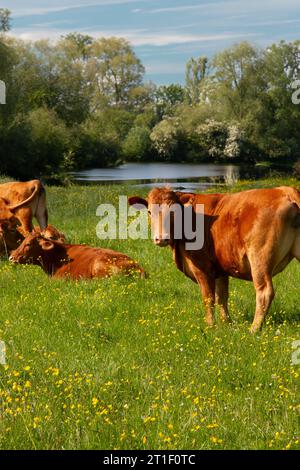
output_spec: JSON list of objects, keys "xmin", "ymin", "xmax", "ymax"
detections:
[
  {"xmin": 35, "ymin": 190, "xmax": 48, "ymax": 231},
  {"xmin": 216, "ymin": 276, "xmax": 231, "ymax": 323},
  {"xmin": 292, "ymin": 230, "xmax": 300, "ymax": 261},
  {"xmin": 250, "ymin": 273, "xmax": 275, "ymax": 333},
  {"xmin": 15, "ymin": 208, "xmax": 33, "ymax": 236}
]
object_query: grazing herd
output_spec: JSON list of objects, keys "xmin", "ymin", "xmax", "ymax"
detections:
[{"xmin": 1, "ymin": 179, "xmax": 300, "ymax": 332}]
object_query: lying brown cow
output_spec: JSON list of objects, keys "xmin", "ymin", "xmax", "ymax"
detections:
[
  {"xmin": 0, "ymin": 179, "xmax": 48, "ymax": 236},
  {"xmin": 0, "ymin": 223, "xmax": 65, "ymax": 257},
  {"xmin": 9, "ymin": 232, "xmax": 145, "ymax": 280},
  {"xmin": 129, "ymin": 186, "xmax": 300, "ymax": 332}
]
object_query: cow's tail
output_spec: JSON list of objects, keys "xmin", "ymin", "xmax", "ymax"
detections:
[
  {"xmin": 8, "ymin": 180, "xmax": 44, "ymax": 211},
  {"xmin": 293, "ymin": 188, "xmax": 300, "ymax": 209},
  {"xmin": 286, "ymin": 187, "xmax": 300, "ymax": 228}
]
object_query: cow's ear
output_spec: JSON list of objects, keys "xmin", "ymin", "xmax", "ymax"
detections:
[
  {"xmin": 39, "ymin": 239, "xmax": 55, "ymax": 251},
  {"xmin": 128, "ymin": 196, "xmax": 148, "ymax": 209},
  {"xmin": 177, "ymin": 193, "xmax": 195, "ymax": 206}
]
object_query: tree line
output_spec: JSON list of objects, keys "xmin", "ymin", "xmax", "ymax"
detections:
[{"xmin": 1, "ymin": 9, "xmax": 300, "ymax": 183}]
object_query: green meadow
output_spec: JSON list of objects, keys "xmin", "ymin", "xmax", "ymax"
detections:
[{"xmin": 0, "ymin": 179, "xmax": 299, "ymax": 450}]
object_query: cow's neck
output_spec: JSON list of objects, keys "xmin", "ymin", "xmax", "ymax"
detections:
[
  {"xmin": 39, "ymin": 247, "xmax": 69, "ymax": 276},
  {"xmin": 170, "ymin": 241, "xmax": 198, "ymax": 282},
  {"xmin": 171, "ymin": 238, "xmax": 192, "ymax": 271}
]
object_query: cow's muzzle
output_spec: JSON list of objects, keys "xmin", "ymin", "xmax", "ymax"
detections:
[{"xmin": 154, "ymin": 236, "xmax": 170, "ymax": 247}]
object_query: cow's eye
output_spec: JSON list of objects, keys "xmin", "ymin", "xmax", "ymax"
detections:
[{"xmin": 148, "ymin": 210, "xmax": 151, "ymax": 215}]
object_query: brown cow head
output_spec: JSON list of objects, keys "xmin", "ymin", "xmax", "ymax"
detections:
[
  {"xmin": 129, "ymin": 188, "xmax": 194, "ymax": 247},
  {"xmin": 9, "ymin": 231, "xmax": 59, "ymax": 266}
]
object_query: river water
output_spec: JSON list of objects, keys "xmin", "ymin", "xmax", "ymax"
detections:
[{"xmin": 71, "ymin": 162, "xmax": 270, "ymax": 190}]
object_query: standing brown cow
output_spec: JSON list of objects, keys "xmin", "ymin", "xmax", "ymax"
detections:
[
  {"xmin": 129, "ymin": 186, "xmax": 300, "ymax": 332},
  {"xmin": 0, "ymin": 180, "xmax": 48, "ymax": 236}
]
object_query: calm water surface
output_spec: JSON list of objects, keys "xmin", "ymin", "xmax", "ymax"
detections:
[{"xmin": 71, "ymin": 163, "xmax": 247, "ymax": 190}]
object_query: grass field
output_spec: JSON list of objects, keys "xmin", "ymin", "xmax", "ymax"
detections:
[{"xmin": 0, "ymin": 178, "xmax": 300, "ymax": 450}]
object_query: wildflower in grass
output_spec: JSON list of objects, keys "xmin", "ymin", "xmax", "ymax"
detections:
[
  {"xmin": 207, "ymin": 423, "xmax": 219, "ymax": 429},
  {"xmin": 210, "ymin": 436, "xmax": 223, "ymax": 445},
  {"xmin": 33, "ymin": 417, "xmax": 41, "ymax": 429},
  {"xmin": 143, "ymin": 416, "xmax": 156, "ymax": 424},
  {"xmin": 93, "ymin": 397, "xmax": 99, "ymax": 407}
]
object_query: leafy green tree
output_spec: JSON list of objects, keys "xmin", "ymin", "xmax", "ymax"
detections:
[
  {"xmin": 122, "ymin": 126, "xmax": 152, "ymax": 161},
  {"xmin": 73, "ymin": 108, "xmax": 135, "ymax": 168},
  {"xmin": 185, "ymin": 56, "xmax": 208, "ymax": 105},
  {"xmin": 87, "ymin": 37, "xmax": 145, "ymax": 108},
  {"xmin": 154, "ymin": 84, "xmax": 186, "ymax": 119},
  {"xmin": 0, "ymin": 8, "xmax": 10, "ymax": 32},
  {"xmin": 126, "ymin": 82, "xmax": 156, "ymax": 112},
  {"xmin": 261, "ymin": 40, "xmax": 300, "ymax": 159},
  {"xmin": 134, "ymin": 107, "xmax": 158, "ymax": 129},
  {"xmin": 211, "ymin": 42, "xmax": 265, "ymax": 121},
  {"xmin": 73, "ymin": 117, "xmax": 123, "ymax": 169},
  {"xmin": 0, "ymin": 108, "xmax": 70, "ymax": 180},
  {"xmin": 58, "ymin": 33, "xmax": 93, "ymax": 62}
]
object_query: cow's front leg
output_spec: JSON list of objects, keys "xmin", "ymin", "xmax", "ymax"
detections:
[
  {"xmin": 250, "ymin": 274, "xmax": 275, "ymax": 333},
  {"xmin": 216, "ymin": 275, "xmax": 231, "ymax": 323},
  {"xmin": 191, "ymin": 267, "xmax": 216, "ymax": 326},
  {"xmin": 14, "ymin": 208, "xmax": 33, "ymax": 236},
  {"xmin": 200, "ymin": 276, "xmax": 216, "ymax": 326}
]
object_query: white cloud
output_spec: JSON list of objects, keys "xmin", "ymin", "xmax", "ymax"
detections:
[
  {"xmin": 144, "ymin": 62, "xmax": 184, "ymax": 74},
  {"xmin": 246, "ymin": 18, "xmax": 300, "ymax": 27},
  {"xmin": 147, "ymin": 3, "xmax": 213, "ymax": 14},
  {"xmin": 8, "ymin": 0, "xmax": 148, "ymax": 18},
  {"xmin": 10, "ymin": 27, "xmax": 260, "ymax": 47},
  {"xmin": 126, "ymin": 32, "xmax": 258, "ymax": 47},
  {"xmin": 144, "ymin": 0, "xmax": 300, "ymax": 16}
]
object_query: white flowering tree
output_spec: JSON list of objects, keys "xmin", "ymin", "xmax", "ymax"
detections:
[
  {"xmin": 224, "ymin": 125, "xmax": 245, "ymax": 159},
  {"xmin": 196, "ymin": 119, "xmax": 228, "ymax": 159},
  {"xmin": 150, "ymin": 117, "xmax": 185, "ymax": 160}
]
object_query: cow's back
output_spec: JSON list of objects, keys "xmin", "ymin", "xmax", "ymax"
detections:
[
  {"xmin": 53, "ymin": 245, "xmax": 144, "ymax": 279},
  {"xmin": 207, "ymin": 187, "xmax": 300, "ymax": 279},
  {"xmin": 0, "ymin": 180, "xmax": 39, "ymax": 202}
]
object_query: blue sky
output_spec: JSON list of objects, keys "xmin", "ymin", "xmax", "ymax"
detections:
[{"xmin": 5, "ymin": 0, "xmax": 300, "ymax": 84}]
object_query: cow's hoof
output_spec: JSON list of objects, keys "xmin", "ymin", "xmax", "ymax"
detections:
[{"xmin": 249, "ymin": 325, "xmax": 261, "ymax": 334}]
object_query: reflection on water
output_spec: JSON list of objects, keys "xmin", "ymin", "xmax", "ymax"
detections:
[{"xmin": 71, "ymin": 162, "xmax": 269, "ymax": 190}]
